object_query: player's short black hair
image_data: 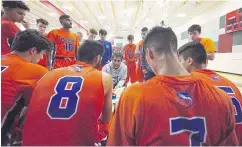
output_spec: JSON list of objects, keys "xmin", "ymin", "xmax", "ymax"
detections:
[
  {"xmin": 59, "ymin": 14, "xmax": 70, "ymax": 22},
  {"xmin": 89, "ymin": 28, "xmax": 98, "ymax": 35},
  {"xmin": 127, "ymin": 34, "xmax": 134, "ymax": 40},
  {"xmin": 112, "ymin": 52, "xmax": 123, "ymax": 60},
  {"xmin": 36, "ymin": 18, "xmax": 49, "ymax": 25},
  {"xmin": 99, "ymin": 29, "xmax": 107, "ymax": 36},
  {"xmin": 178, "ymin": 42, "xmax": 207, "ymax": 64},
  {"xmin": 2, "ymin": 1, "xmax": 30, "ymax": 11},
  {"xmin": 141, "ymin": 27, "xmax": 148, "ymax": 32},
  {"xmin": 143, "ymin": 26, "xmax": 177, "ymax": 54},
  {"xmin": 11, "ymin": 29, "xmax": 53, "ymax": 53},
  {"xmin": 188, "ymin": 24, "xmax": 201, "ymax": 34},
  {"xmin": 77, "ymin": 40, "xmax": 105, "ymax": 63}
]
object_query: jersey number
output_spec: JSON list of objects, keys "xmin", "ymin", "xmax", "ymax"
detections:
[
  {"xmin": 47, "ymin": 76, "xmax": 84, "ymax": 119},
  {"xmin": 65, "ymin": 43, "xmax": 73, "ymax": 51},
  {"xmin": 170, "ymin": 117, "xmax": 207, "ymax": 146},
  {"xmin": 217, "ymin": 86, "xmax": 242, "ymax": 124},
  {"xmin": 128, "ymin": 50, "xmax": 133, "ymax": 59},
  {"xmin": 1, "ymin": 66, "xmax": 8, "ymax": 73}
]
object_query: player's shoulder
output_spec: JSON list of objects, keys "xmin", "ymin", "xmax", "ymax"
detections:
[
  {"xmin": 48, "ymin": 29, "xmax": 60, "ymax": 35},
  {"xmin": 121, "ymin": 83, "xmax": 142, "ymax": 102},
  {"xmin": 22, "ymin": 63, "xmax": 48, "ymax": 75},
  {"xmin": 200, "ymin": 37, "xmax": 213, "ymax": 43}
]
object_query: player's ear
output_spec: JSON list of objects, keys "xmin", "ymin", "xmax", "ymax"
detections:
[
  {"xmin": 93, "ymin": 55, "xmax": 101, "ymax": 63},
  {"xmin": 147, "ymin": 48, "xmax": 155, "ymax": 60},
  {"xmin": 29, "ymin": 47, "xmax": 38, "ymax": 55},
  {"xmin": 187, "ymin": 57, "xmax": 193, "ymax": 65}
]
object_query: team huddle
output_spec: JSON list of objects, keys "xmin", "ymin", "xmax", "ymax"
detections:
[{"xmin": 1, "ymin": 1, "xmax": 242, "ymax": 146}]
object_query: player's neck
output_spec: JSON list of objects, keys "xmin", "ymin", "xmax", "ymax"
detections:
[
  {"xmin": 11, "ymin": 51, "xmax": 31, "ymax": 62},
  {"xmin": 155, "ymin": 55, "xmax": 190, "ymax": 76},
  {"xmin": 62, "ymin": 27, "xmax": 70, "ymax": 31},
  {"xmin": 3, "ymin": 15, "xmax": 14, "ymax": 22},
  {"xmin": 38, "ymin": 31, "xmax": 45, "ymax": 35}
]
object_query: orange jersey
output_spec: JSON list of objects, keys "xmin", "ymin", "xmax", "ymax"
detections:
[
  {"xmin": 1, "ymin": 17, "xmax": 20, "ymax": 55},
  {"xmin": 107, "ymin": 75, "xmax": 238, "ymax": 146},
  {"xmin": 192, "ymin": 69, "xmax": 242, "ymax": 144},
  {"xmin": 1, "ymin": 54, "xmax": 48, "ymax": 138},
  {"xmin": 124, "ymin": 44, "xmax": 136, "ymax": 62},
  {"xmin": 47, "ymin": 28, "xmax": 79, "ymax": 58},
  {"xmin": 23, "ymin": 62, "xmax": 105, "ymax": 146}
]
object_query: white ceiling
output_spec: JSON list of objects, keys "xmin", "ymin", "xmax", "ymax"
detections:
[{"xmin": 21, "ymin": 0, "xmax": 226, "ymax": 40}]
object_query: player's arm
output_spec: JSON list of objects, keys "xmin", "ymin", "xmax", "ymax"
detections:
[
  {"xmin": 2, "ymin": 23, "xmax": 20, "ymax": 46},
  {"xmin": 75, "ymin": 35, "xmax": 80, "ymax": 60},
  {"xmin": 99, "ymin": 72, "xmax": 113, "ymax": 124},
  {"xmin": 141, "ymin": 48, "xmax": 147, "ymax": 74},
  {"xmin": 107, "ymin": 84, "xmax": 141, "ymax": 146},
  {"xmin": 207, "ymin": 52, "xmax": 215, "ymax": 61},
  {"xmin": 108, "ymin": 43, "xmax": 113, "ymax": 62},
  {"xmin": 135, "ymin": 43, "xmax": 141, "ymax": 57},
  {"xmin": 206, "ymin": 38, "xmax": 216, "ymax": 61},
  {"xmin": 115, "ymin": 65, "xmax": 127, "ymax": 89}
]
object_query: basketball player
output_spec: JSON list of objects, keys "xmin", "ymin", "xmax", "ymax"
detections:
[
  {"xmin": 47, "ymin": 14, "xmax": 79, "ymax": 69},
  {"xmin": 1, "ymin": 29, "xmax": 53, "ymax": 146},
  {"xmin": 107, "ymin": 27, "xmax": 238, "ymax": 146},
  {"xmin": 36, "ymin": 18, "xmax": 52, "ymax": 70},
  {"xmin": 188, "ymin": 24, "xmax": 216, "ymax": 60},
  {"xmin": 77, "ymin": 32, "xmax": 83, "ymax": 42},
  {"xmin": 88, "ymin": 28, "xmax": 98, "ymax": 40},
  {"xmin": 178, "ymin": 42, "xmax": 242, "ymax": 145},
  {"xmin": 122, "ymin": 34, "xmax": 137, "ymax": 84},
  {"xmin": 23, "ymin": 40, "xmax": 113, "ymax": 146},
  {"xmin": 102, "ymin": 52, "xmax": 127, "ymax": 89},
  {"xmin": 99, "ymin": 29, "xmax": 112, "ymax": 69},
  {"xmin": 137, "ymin": 27, "xmax": 155, "ymax": 81},
  {"xmin": 1, "ymin": 0, "xmax": 30, "ymax": 55}
]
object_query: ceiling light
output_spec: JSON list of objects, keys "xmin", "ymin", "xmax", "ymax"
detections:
[
  {"xmin": 98, "ymin": 15, "xmax": 106, "ymax": 20},
  {"xmin": 80, "ymin": 20, "xmax": 88, "ymax": 24},
  {"xmin": 48, "ymin": 13, "xmax": 57, "ymax": 16},
  {"xmin": 177, "ymin": 13, "xmax": 186, "ymax": 17},
  {"xmin": 63, "ymin": 6, "xmax": 73, "ymax": 10}
]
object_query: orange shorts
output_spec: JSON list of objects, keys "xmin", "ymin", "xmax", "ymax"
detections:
[{"xmin": 53, "ymin": 57, "xmax": 76, "ymax": 69}]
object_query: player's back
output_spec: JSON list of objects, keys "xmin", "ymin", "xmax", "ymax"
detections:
[
  {"xmin": 23, "ymin": 62, "xmax": 105, "ymax": 146},
  {"xmin": 1, "ymin": 54, "xmax": 48, "ymax": 144},
  {"xmin": 193, "ymin": 69, "xmax": 242, "ymax": 144},
  {"xmin": 108, "ymin": 75, "xmax": 238, "ymax": 146}
]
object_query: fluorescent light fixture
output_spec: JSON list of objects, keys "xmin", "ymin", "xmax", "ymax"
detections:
[
  {"xmin": 48, "ymin": 13, "xmax": 57, "ymax": 16},
  {"xmin": 80, "ymin": 20, "xmax": 88, "ymax": 24},
  {"xmin": 98, "ymin": 15, "xmax": 106, "ymax": 19},
  {"xmin": 63, "ymin": 6, "xmax": 73, "ymax": 10},
  {"xmin": 177, "ymin": 13, "xmax": 186, "ymax": 17}
]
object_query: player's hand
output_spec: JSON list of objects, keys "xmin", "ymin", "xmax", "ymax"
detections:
[
  {"xmin": 21, "ymin": 20, "xmax": 30, "ymax": 29},
  {"xmin": 143, "ymin": 69, "xmax": 147, "ymax": 74},
  {"xmin": 47, "ymin": 66, "xmax": 53, "ymax": 71}
]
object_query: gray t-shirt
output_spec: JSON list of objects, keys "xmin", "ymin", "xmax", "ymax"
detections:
[{"xmin": 102, "ymin": 62, "xmax": 127, "ymax": 88}]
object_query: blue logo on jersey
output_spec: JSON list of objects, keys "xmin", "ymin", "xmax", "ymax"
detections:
[
  {"xmin": 176, "ymin": 90, "xmax": 193, "ymax": 107},
  {"xmin": 106, "ymin": 45, "xmax": 110, "ymax": 48},
  {"xmin": 211, "ymin": 75, "xmax": 220, "ymax": 81},
  {"xmin": 1, "ymin": 66, "xmax": 8, "ymax": 73}
]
